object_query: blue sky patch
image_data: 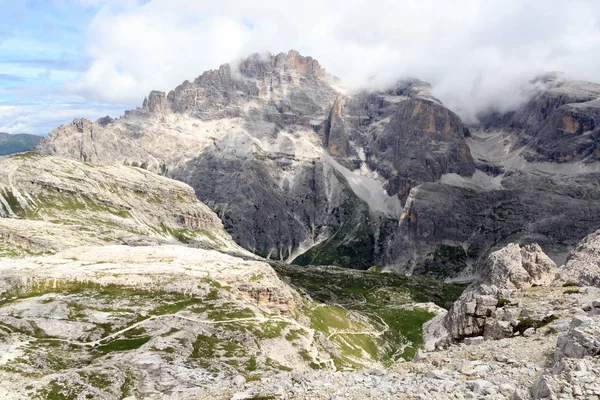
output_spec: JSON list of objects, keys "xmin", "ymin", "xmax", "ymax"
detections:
[{"xmin": 0, "ymin": 1, "xmax": 128, "ymax": 135}]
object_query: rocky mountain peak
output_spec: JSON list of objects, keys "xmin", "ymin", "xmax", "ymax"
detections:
[
  {"xmin": 38, "ymin": 50, "xmax": 600, "ymax": 277},
  {"xmin": 239, "ymin": 49, "xmax": 328, "ymax": 79},
  {"xmin": 138, "ymin": 50, "xmax": 333, "ymax": 119},
  {"xmin": 142, "ymin": 90, "xmax": 170, "ymax": 114}
]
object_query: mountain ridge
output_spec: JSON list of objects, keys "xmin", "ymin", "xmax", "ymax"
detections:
[
  {"xmin": 0, "ymin": 132, "xmax": 42, "ymax": 156},
  {"xmin": 37, "ymin": 49, "xmax": 600, "ymax": 279}
]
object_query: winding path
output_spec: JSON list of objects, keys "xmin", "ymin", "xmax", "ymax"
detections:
[{"xmin": 40, "ymin": 313, "xmax": 310, "ymax": 347}]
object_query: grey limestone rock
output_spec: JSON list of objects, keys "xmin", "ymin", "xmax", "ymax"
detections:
[
  {"xmin": 423, "ymin": 243, "xmax": 557, "ymax": 348},
  {"xmin": 556, "ymin": 229, "xmax": 600, "ymax": 286}
]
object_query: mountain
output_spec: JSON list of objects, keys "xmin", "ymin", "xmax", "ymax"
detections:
[
  {"xmin": 3, "ymin": 51, "xmax": 600, "ymax": 400},
  {"xmin": 0, "ymin": 132, "xmax": 41, "ymax": 156},
  {"xmin": 479, "ymin": 73, "xmax": 600, "ymax": 163},
  {"xmin": 38, "ymin": 50, "xmax": 600, "ymax": 280}
]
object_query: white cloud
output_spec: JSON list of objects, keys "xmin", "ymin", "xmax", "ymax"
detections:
[
  {"xmin": 0, "ymin": 101, "xmax": 126, "ymax": 135},
  {"xmin": 67, "ymin": 0, "xmax": 600, "ymax": 122}
]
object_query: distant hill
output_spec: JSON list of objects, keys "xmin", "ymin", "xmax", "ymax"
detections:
[{"xmin": 0, "ymin": 132, "xmax": 42, "ymax": 156}]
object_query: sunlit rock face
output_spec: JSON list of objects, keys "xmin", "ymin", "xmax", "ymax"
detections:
[
  {"xmin": 0, "ymin": 153, "xmax": 240, "ymax": 256},
  {"xmin": 556, "ymin": 229, "xmax": 600, "ymax": 287}
]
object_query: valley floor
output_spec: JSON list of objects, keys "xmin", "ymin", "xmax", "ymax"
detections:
[{"xmin": 0, "ymin": 245, "xmax": 463, "ymax": 400}]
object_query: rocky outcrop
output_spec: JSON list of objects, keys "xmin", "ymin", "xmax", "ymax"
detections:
[
  {"xmin": 556, "ymin": 229, "xmax": 600, "ymax": 286},
  {"xmin": 555, "ymin": 314, "xmax": 600, "ymax": 361},
  {"xmin": 530, "ymin": 311, "xmax": 600, "ymax": 399},
  {"xmin": 142, "ymin": 90, "xmax": 170, "ymax": 115},
  {"xmin": 422, "ymin": 248, "xmax": 600, "ymax": 399},
  {"xmin": 423, "ymin": 243, "xmax": 557, "ymax": 349},
  {"xmin": 480, "ymin": 243, "xmax": 557, "ymax": 289},
  {"xmin": 323, "ymin": 94, "xmax": 350, "ymax": 159},
  {"xmin": 0, "ymin": 153, "xmax": 239, "ymax": 256}
]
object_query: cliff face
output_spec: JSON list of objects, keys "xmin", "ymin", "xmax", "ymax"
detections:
[{"xmin": 366, "ymin": 98, "xmax": 474, "ymax": 201}]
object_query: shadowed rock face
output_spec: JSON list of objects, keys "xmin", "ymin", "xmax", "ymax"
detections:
[
  {"xmin": 367, "ymin": 98, "xmax": 474, "ymax": 201},
  {"xmin": 387, "ymin": 172, "xmax": 600, "ymax": 278},
  {"xmin": 481, "ymin": 75, "xmax": 600, "ymax": 163}
]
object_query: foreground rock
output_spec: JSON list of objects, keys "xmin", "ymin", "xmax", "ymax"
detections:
[
  {"xmin": 532, "ymin": 313, "xmax": 600, "ymax": 399},
  {"xmin": 2, "ymin": 243, "xmax": 597, "ymax": 399},
  {"xmin": 213, "ymin": 286, "xmax": 600, "ymax": 400},
  {"xmin": 0, "ymin": 245, "xmax": 318, "ymax": 399},
  {"xmin": 418, "ymin": 236, "xmax": 600, "ymax": 399},
  {"xmin": 423, "ymin": 243, "xmax": 557, "ymax": 348},
  {"xmin": 556, "ymin": 228, "xmax": 600, "ymax": 287},
  {"xmin": 0, "ymin": 243, "xmax": 460, "ymax": 399}
]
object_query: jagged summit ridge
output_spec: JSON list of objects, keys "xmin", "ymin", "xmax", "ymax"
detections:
[{"xmin": 140, "ymin": 50, "xmax": 334, "ymax": 120}]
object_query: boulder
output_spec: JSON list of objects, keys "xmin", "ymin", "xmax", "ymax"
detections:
[
  {"xmin": 556, "ymin": 229, "xmax": 600, "ymax": 287},
  {"xmin": 555, "ymin": 315, "xmax": 600, "ymax": 361}
]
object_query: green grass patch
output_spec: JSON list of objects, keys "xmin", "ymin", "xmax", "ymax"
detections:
[
  {"xmin": 514, "ymin": 315, "xmax": 559, "ymax": 335},
  {"xmin": 562, "ymin": 281, "xmax": 579, "ymax": 287},
  {"xmin": 96, "ymin": 337, "xmax": 151, "ymax": 354},
  {"xmin": 254, "ymin": 321, "xmax": 288, "ymax": 339},
  {"xmin": 496, "ymin": 299, "xmax": 511, "ymax": 308},
  {"xmin": 208, "ymin": 307, "xmax": 255, "ymax": 321},
  {"xmin": 246, "ymin": 357, "xmax": 257, "ymax": 371},
  {"xmin": 285, "ymin": 329, "xmax": 303, "ymax": 341},
  {"xmin": 310, "ymin": 305, "xmax": 350, "ymax": 335},
  {"xmin": 151, "ymin": 298, "xmax": 202, "ymax": 315},
  {"xmin": 191, "ymin": 334, "xmax": 220, "ymax": 358}
]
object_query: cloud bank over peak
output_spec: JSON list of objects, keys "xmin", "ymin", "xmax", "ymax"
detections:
[{"xmin": 63, "ymin": 0, "xmax": 600, "ymax": 124}]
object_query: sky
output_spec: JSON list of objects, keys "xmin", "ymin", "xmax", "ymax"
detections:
[{"xmin": 2, "ymin": 0, "xmax": 600, "ymax": 135}]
